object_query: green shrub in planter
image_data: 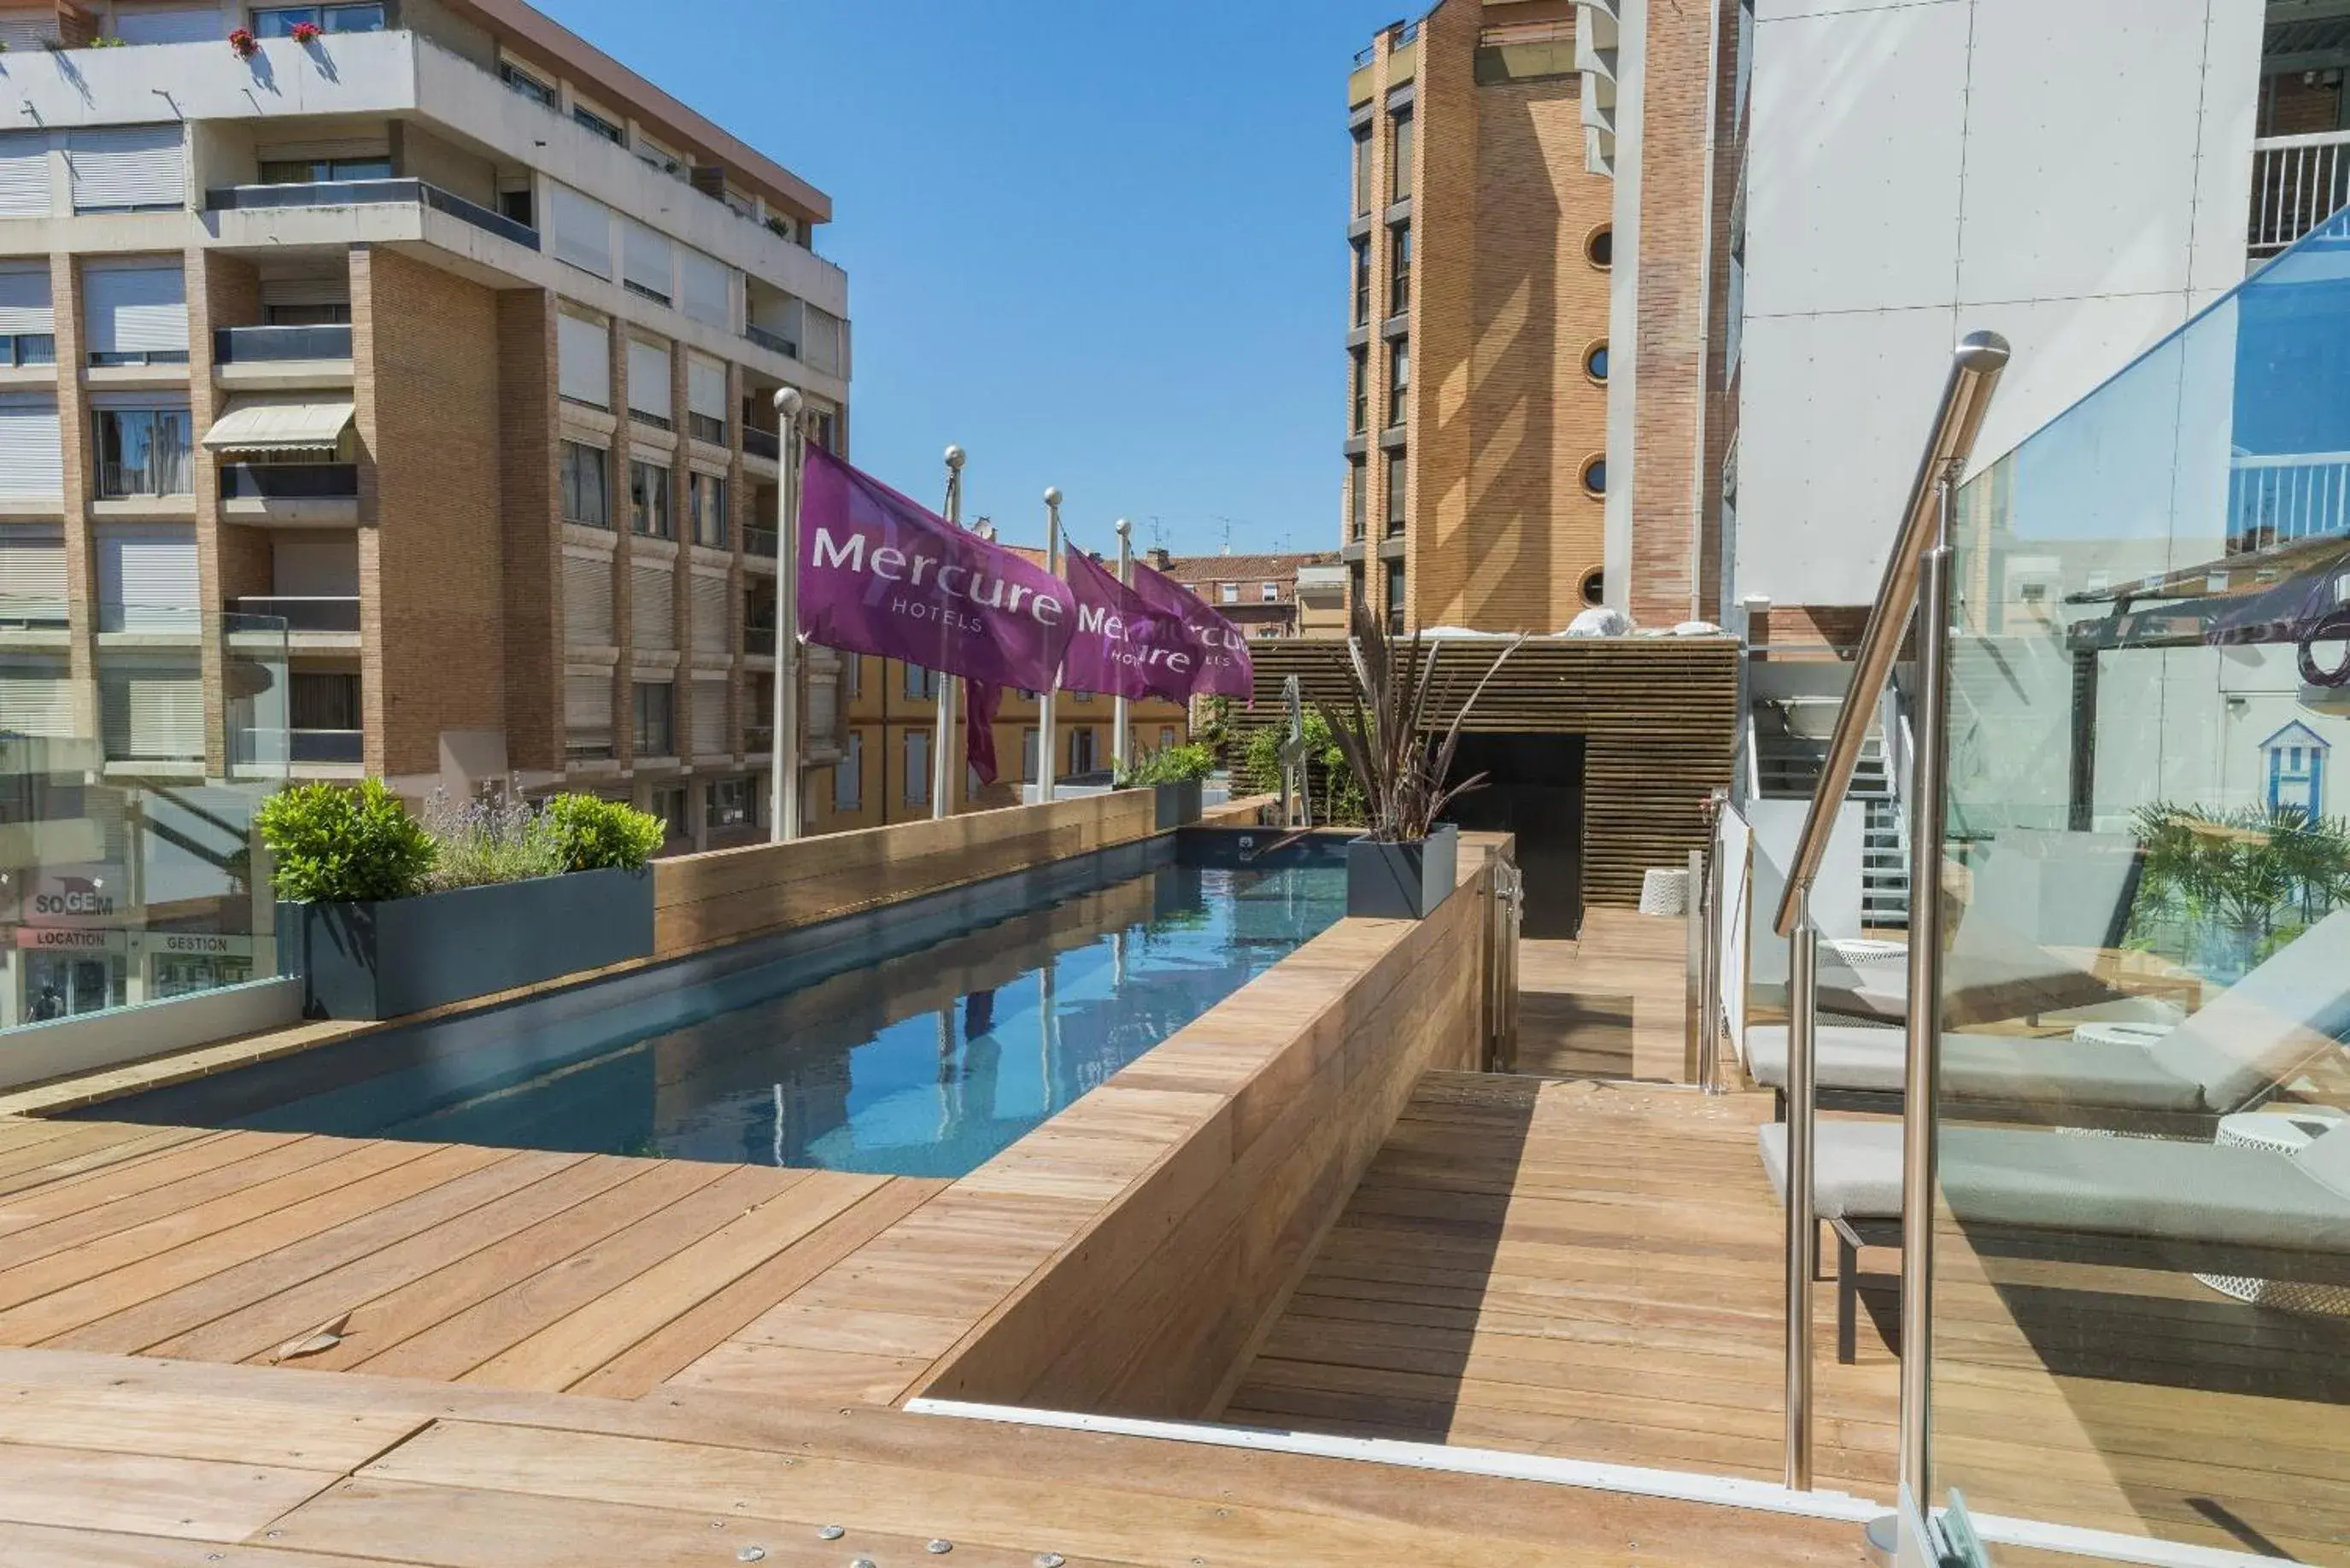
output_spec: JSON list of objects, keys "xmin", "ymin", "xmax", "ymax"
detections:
[
  {"xmin": 256, "ymin": 779, "xmax": 437, "ymax": 903},
  {"xmin": 540, "ymin": 793, "xmax": 666, "ymax": 873},
  {"xmin": 1116, "ymin": 741, "xmax": 1216, "ymax": 787}
]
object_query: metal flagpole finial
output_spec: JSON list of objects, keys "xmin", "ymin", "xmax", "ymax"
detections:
[
  {"xmin": 1043, "ymin": 486, "xmax": 1063, "ymax": 507},
  {"xmin": 1115, "ymin": 517, "xmax": 1132, "ymax": 539},
  {"xmin": 944, "ymin": 444, "xmax": 966, "ymax": 471},
  {"xmin": 773, "ymin": 387, "xmax": 803, "ymax": 418}
]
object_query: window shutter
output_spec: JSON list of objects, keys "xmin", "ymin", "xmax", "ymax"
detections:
[
  {"xmin": 66, "ymin": 126, "xmax": 185, "ymax": 213},
  {"xmin": 0, "ymin": 19, "xmax": 51, "ymax": 53},
  {"xmin": 83, "ymin": 264, "xmax": 189, "ymax": 355},
  {"xmin": 689, "ymin": 569, "xmax": 727, "ymax": 653},
  {"xmin": 630, "ymin": 561, "xmax": 674, "ymax": 649},
  {"xmin": 0, "ymin": 526, "xmax": 63, "ymax": 624},
  {"xmin": 564, "ymin": 671, "xmax": 612, "ymax": 750},
  {"xmin": 562, "ymin": 551, "xmax": 612, "ymax": 644},
  {"xmin": 690, "ymin": 677, "xmax": 726, "ymax": 756},
  {"xmin": 621, "ymin": 219, "xmax": 673, "ymax": 301},
  {"xmin": 0, "ymin": 263, "xmax": 52, "ymax": 335},
  {"xmin": 625, "ymin": 339, "xmax": 671, "ymax": 420},
  {"xmin": 686, "ymin": 355, "xmax": 725, "ymax": 421},
  {"xmin": 114, "ymin": 7, "xmax": 219, "ymax": 43},
  {"xmin": 0, "ymin": 653, "xmax": 70, "ymax": 736},
  {"xmin": 548, "ymin": 184, "xmax": 612, "ymax": 277},
  {"xmin": 97, "ymin": 525, "xmax": 197, "ymax": 632},
  {"xmin": 555, "ymin": 312, "xmax": 610, "ymax": 407},
  {"xmin": 802, "ymin": 305, "xmax": 843, "ymax": 376},
  {"xmin": 0, "ymin": 397, "xmax": 62, "ymax": 499},
  {"xmin": 680, "ymin": 249, "xmax": 730, "ymax": 328},
  {"xmin": 105, "ymin": 661, "xmax": 202, "ymax": 760},
  {"xmin": 0, "ymin": 134, "xmax": 48, "ymax": 219},
  {"xmin": 905, "ymin": 731, "xmax": 931, "ymax": 804}
]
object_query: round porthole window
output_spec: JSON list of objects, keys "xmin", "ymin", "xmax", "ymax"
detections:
[
  {"xmin": 1580, "ymin": 454, "xmax": 1608, "ymax": 497},
  {"xmin": 1585, "ymin": 340, "xmax": 1609, "ymax": 383},
  {"xmin": 1580, "ymin": 569, "xmax": 1604, "ymax": 606},
  {"xmin": 1585, "ymin": 224, "xmax": 1613, "ymax": 269}
]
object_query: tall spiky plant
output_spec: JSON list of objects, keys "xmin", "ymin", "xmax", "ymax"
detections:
[{"xmin": 1316, "ymin": 595, "xmax": 1523, "ymax": 843}]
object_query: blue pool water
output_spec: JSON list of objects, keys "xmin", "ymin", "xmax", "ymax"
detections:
[{"xmin": 82, "ymin": 851, "xmax": 1347, "ymax": 1179}]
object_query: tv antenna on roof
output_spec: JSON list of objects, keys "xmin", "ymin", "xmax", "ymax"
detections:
[{"xmin": 1215, "ymin": 516, "xmax": 1234, "ymax": 555}]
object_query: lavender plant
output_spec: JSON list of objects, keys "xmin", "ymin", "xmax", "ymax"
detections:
[{"xmin": 420, "ymin": 785, "xmax": 562, "ymax": 892}]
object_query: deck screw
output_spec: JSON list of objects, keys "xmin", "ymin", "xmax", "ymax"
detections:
[
  {"xmin": 1035, "ymin": 1555, "xmax": 1066, "ymax": 1568},
  {"xmin": 851, "ymin": 1558, "xmax": 878, "ymax": 1568},
  {"xmin": 928, "ymin": 1542, "xmax": 954, "ymax": 1555},
  {"xmin": 736, "ymin": 1549, "xmax": 766, "ymax": 1564},
  {"xmin": 818, "ymin": 1524, "xmax": 845, "ymax": 1540}
]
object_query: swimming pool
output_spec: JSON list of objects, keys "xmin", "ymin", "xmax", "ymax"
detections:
[{"xmin": 76, "ymin": 840, "xmax": 1348, "ymax": 1178}]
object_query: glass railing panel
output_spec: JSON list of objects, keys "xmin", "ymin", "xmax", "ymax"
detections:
[
  {"xmin": 1926, "ymin": 211, "xmax": 2350, "ymax": 1558},
  {"xmin": 2, "ymin": 611, "xmax": 286, "ymax": 1033}
]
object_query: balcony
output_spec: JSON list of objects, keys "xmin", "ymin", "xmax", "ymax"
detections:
[
  {"xmin": 745, "ymin": 528, "xmax": 780, "ymax": 561},
  {"xmin": 744, "ymin": 323, "xmax": 799, "ymax": 360},
  {"xmin": 232, "ymin": 728, "xmax": 364, "ymax": 768},
  {"xmin": 2226, "ymin": 450, "xmax": 2350, "ymax": 553},
  {"xmin": 229, "ymin": 595, "xmax": 360, "ymax": 634},
  {"xmin": 743, "ymin": 426, "xmax": 781, "ymax": 463},
  {"xmin": 744, "ymin": 723, "xmax": 775, "ymax": 755},
  {"xmin": 744, "ymin": 626, "xmax": 777, "ymax": 657},
  {"xmin": 214, "ymin": 325, "xmax": 354, "ymax": 364},
  {"xmin": 206, "ymin": 178, "xmax": 540, "ymax": 252},
  {"xmin": 2249, "ymin": 130, "xmax": 2350, "ymax": 257},
  {"xmin": 219, "ymin": 462, "xmax": 360, "ymax": 525}
]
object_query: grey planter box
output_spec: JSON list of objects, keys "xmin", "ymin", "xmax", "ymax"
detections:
[
  {"xmin": 1152, "ymin": 779, "xmax": 1204, "ymax": 830},
  {"xmin": 278, "ymin": 867, "xmax": 654, "ymax": 1021},
  {"xmin": 1346, "ymin": 823, "xmax": 1460, "ymax": 920}
]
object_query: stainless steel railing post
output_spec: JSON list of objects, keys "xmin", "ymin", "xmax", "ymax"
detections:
[
  {"xmin": 1785, "ymin": 882, "xmax": 1818, "ymax": 1492},
  {"xmin": 1699, "ymin": 789, "xmax": 1728, "ymax": 1094},
  {"xmin": 1896, "ymin": 477, "xmax": 1956, "ymax": 1510}
]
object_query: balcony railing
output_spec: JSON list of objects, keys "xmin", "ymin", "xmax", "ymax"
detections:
[
  {"xmin": 743, "ymin": 426, "xmax": 781, "ymax": 462},
  {"xmin": 2227, "ymin": 450, "xmax": 2350, "ymax": 553},
  {"xmin": 290, "ymin": 729, "xmax": 365, "ymax": 764},
  {"xmin": 745, "ymin": 526, "xmax": 779, "ymax": 559},
  {"xmin": 230, "ymin": 595, "xmax": 360, "ymax": 633},
  {"xmin": 214, "ymin": 325, "xmax": 353, "ymax": 363},
  {"xmin": 744, "ymin": 323, "xmax": 799, "ymax": 359},
  {"xmin": 2249, "ymin": 130, "xmax": 2350, "ymax": 256},
  {"xmin": 744, "ymin": 626, "xmax": 776, "ymax": 656},
  {"xmin": 206, "ymin": 178, "xmax": 541, "ymax": 251},
  {"xmin": 220, "ymin": 464, "xmax": 360, "ymax": 501}
]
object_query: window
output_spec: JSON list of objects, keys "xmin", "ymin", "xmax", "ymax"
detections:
[
  {"xmin": 83, "ymin": 262, "xmax": 187, "ymax": 364},
  {"xmin": 1585, "ymin": 224, "xmax": 1612, "ymax": 269},
  {"xmin": 94, "ymin": 409, "xmax": 191, "ymax": 498},
  {"xmin": 0, "ymin": 334, "xmax": 51, "ymax": 367},
  {"xmin": 689, "ymin": 471, "xmax": 727, "ymax": 548},
  {"xmin": 811, "ymin": 410, "xmax": 839, "ymax": 453},
  {"xmin": 259, "ymin": 156, "xmax": 390, "ymax": 185},
  {"xmin": 573, "ymin": 104, "xmax": 625, "ymax": 145},
  {"xmin": 1580, "ymin": 568, "xmax": 1604, "ymax": 606},
  {"xmin": 1387, "ymin": 225, "xmax": 1411, "ymax": 316},
  {"xmin": 67, "ymin": 126, "xmax": 184, "ymax": 215},
  {"xmin": 1585, "ymin": 341, "xmax": 1609, "ymax": 383},
  {"xmin": 1219, "ymin": 582, "xmax": 1239, "ymax": 605},
  {"xmin": 289, "ymin": 670, "xmax": 359, "ymax": 732},
  {"xmin": 1387, "ymin": 339, "xmax": 1409, "ymax": 426},
  {"xmin": 253, "ymin": 4, "xmax": 384, "ymax": 36},
  {"xmin": 1384, "ymin": 559, "xmax": 1405, "ymax": 635},
  {"xmin": 1351, "ymin": 126, "xmax": 1372, "ymax": 218},
  {"xmin": 1580, "ymin": 453, "xmax": 1608, "ymax": 497},
  {"xmin": 709, "ymin": 776, "xmax": 753, "ymax": 828},
  {"xmin": 1348, "ymin": 347, "xmax": 1368, "ymax": 434},
  {"xmin": 0, "ymin": 407, "xmax": 61, "ymax": 501},
  {"xmin": 629, "ymin": 459, "xmax": 671, "ymax": 539},
  {"xmin": 1159, "ymin": 727, "xmax": 1176, "ymax": 750},
  {"xmin": 265, "ymin": 302, "xmax": 348, "ymax": 326},
  {"xmin": 560, "ymin": 441, "xmax": 607, "ymax": 528},
  {"xmin": 833, "ymin": 734, "xmax": 862, "ymax": 811},
  {"xmin": 648, "ymin": 785, "xmax": 687, "ymax": 840},
  {"xmin": 841, "ymin": 652, "xmax": 861, "ymax": 698},
  {"xmin": 632, "ymin": 681, "xmax": 674, "ymax": 758},
  {"xmin": 555, "ymin": 312, "xmax": 610, "ymax": 409},
  {"xmin": 499, "ymin": 59, "xmax": 557, "ymax": 108},
  {"xmin": 499, "ymin": 188, "xmax": 534, "ymax": 230},
  {"xmin": 904, "ymin": 663, "xmax": 940, "ymax": 700},
  {"xmin": 1349, "ymin": 455, "xmax": 1367, "ymax": 539},
  {"xmin": 1351, "ymin": 239, "xmax": 1370, "ymax": 327},
  {"xmin": 548, "ymin": 183, "xmax": 613, "ymax": 278},
  {"xmin": 1261, "ymin": 582, "xmax": 1280, "ymax": 603},
  {"xmin": 1348, "ymin": 559, "xmax": 1365, "ymax": 612},
  {"xmin": 1070, "ymin": 727, "xmax": 1096, "ymax": 775},
  {"xmin": 625, "ymin": 338, "xmax": 673, "ymax": 430},
  {"xmin": 686, "ymin": 356, "xmax": 727, "ymax": 445},
  {"xmin": 905, "ymin": 730, "xmax": 932, "ymax": 804},
  {"xmin": 1390, "ymin": 110, "xmax": 1414, "ymax": 201},
  {"xmin": 1384, "ymin": 449, "xmax": 1407, "ymax": 535},
  {"xmin": 621, "ymin": 220, "xmax": 674, "ymax": 307}
]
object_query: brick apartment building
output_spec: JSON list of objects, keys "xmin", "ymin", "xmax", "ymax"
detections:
[
  {"xmin": 0, "ymin": 0, "xmax": 849, "ymax": 856},
  {"xmin": 1144, "ymin": 548, "xmax": 1345, "ymax": 639}
]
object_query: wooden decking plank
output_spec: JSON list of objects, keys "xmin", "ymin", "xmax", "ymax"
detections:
[
  {"xmin": 354, "ymin": 1164, "xmax": 779, "ymax": 1383},
  {"xmin": 0, "ymin": 1125, "xmax": 220, "ymax": 1198},
  {"xmin": 574, "ymin": 1174, "xmax": 944, "ymax": 1398},
  {"xmin": 0, "ymin": 1132, "xmax": 309, "ymax": 1247},
  {"xmin": 0, "ymin": 1439, "xmax": 343, "ymax": 1542},
  {"xmin": 0, "ymin": 1121, "xmax": 179, "ymax": 1185},
  {"xmin": 0, "ymin": 1383, "xmax": 425, "ymax": 1471},
  {"xmin": 0, "ymin": 1522, "xmax": 409, "ymax": 1568}
]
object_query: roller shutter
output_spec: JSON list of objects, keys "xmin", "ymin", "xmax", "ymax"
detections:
[
  {"xmin": 103, "ymin": 660, "xmax": 202, "ymax": 761},
  {"xmin": 0, "ymin": 526, "xmax": 63, "ymax": 626},
  {"xmin": 563, "ymin": 671, "xmax": 612, "ymax": 754},
  {"xmin": 97, "ymin": 525, "xmax": 198, "ymax": 632},
  {"xmin": 680, "ymin": 248, "xmax": 730, "ymax": 329},
  {"xmin": 620, "ymin": 219, "xmax": 672, "ymax": 301},
  {"xmin": 83, "ymin": 263, "xmax": 189, "ymax": 356},
  {"xmin": 67, "ymin": 126, "xmax": 185, "ymax": 213},
  {"xmin": 0, "ymin": 396, "xmax": 62, "ymax": 499},
  {"xmin": 0, "ymin": 653, "xmax": 71, "ymax": 737},
  {"xmin": 690, "ymin": 677, "xmax": 726, "ymax": 756},
  {"xmin": 114, "ymin": 7, "xmax": 219, "ymax": 43},
  {"xmin": 0, "ymin": 131, "xmax": 49, "ymax": 218},
  {"xmin": 630, "ymin": 560, "xmax": 674, "ymax": 650},
  {"xmin": 555, "ymin": 311, "xmax": 610, "ymax": 407},
  {"xmin": 686, "ymin": 355, "xmax": 726, "ymax": 422},
  {"xmin": 0, "ymin": 264, "xmax": 53, "ymax": 335},
  {"xmin": 625, "ymin": 339, "xmax": 671, "ymax": 422},
  {"xmin": 561, "ymin": 551, "xmax": 612, "ymax": 645},
  {"xmin": 548, "ymin": 183, "xmax": 612, "ymax": 278},
  {"xmin": 689, "ymin": 569, "xmax": 728, "ymax": 654}
]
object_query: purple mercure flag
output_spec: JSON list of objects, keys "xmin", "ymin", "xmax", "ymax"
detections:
[
  {"xmin": 1130, "ymin": 556, "xmax": 1254, "ymax": 700},
  {"xmin": 1061, "ymin": 547, "xmax": 1199, "ymax": 705},
  {"xmin": 797, "ymin": 447, "xmax": 1073, "ymax": 691}
]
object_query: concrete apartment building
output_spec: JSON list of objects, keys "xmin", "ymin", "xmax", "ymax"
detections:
[
  {"xmin": 0, "ymin": 0, "xmax": 849, "ymax": 856},
  {"xmin": 1146, "ymin": 548, "xmax": 1345, "ymax": 640},
  {"xmin": 1340, "ymin": 1, "xmax": 1617, "ymax": 637}
]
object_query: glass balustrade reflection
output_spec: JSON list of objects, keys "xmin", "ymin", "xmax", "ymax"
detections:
[{"xmin": 1926, "ymin": 211, "xmax": 2350, "ymax": 1559}]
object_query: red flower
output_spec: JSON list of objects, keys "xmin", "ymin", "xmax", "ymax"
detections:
[
  {"xmin": 289, "ymin": 20, "xmax": 321, "ymax": 41},
  {"xmin": 227, "ymin": 26, "xmax": 257, "ymax": 56}
]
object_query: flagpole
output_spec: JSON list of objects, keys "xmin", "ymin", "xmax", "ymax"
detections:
[
  {"xmin": 1039, "ymin": 486, "xmax": 1062, "ymax": 805},
  {"xmin": 1113, "ymin": 517, "xmax": 1133, "ymax": 778},
  {"xmin": 931, "ymin": 444, "xmax": 964, "ymax": 820},
  {"xmin": 769, "ymin": 387, "xmax": 805, "ymax": 844}
]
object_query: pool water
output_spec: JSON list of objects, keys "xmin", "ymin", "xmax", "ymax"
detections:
[{"xmin": 93, "ymin": 858, "xmax": 1346, "ymax": 1179}]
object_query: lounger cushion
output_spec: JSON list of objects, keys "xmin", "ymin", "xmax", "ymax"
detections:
[
  {"xmin": 1756, "ymin": 1120, "xmax": 1903, "ymax": 1220},
  {"xmin": 2143, "ymin": 909, "xmax": 2350, "ymax": 1113},
  {"xmin": 2293, "ymin": 1120, "xmax": 2350, "ymax": 1202},
  {"xmin": 1742, "ymin": 1027, "xmax": 2205, "ymax": 1112}
]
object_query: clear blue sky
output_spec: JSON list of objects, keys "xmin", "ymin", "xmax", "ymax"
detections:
[{"xmin": 534, "ymin": 0, "xmax": 1409, "ymax": 560}]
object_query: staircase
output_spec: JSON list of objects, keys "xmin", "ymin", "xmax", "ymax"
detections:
[{"xmin": 1753, "ymin": 727, "xmax": 1910, "ymax": 930}]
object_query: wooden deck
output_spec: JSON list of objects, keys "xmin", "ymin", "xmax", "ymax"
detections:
[{"xmin": 1515, "ymin": 909, "xmax": 1695, "ymax": 1082}]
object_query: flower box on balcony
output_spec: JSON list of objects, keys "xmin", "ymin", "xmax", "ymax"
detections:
[{"xmin": 278, "ymin": 868, "xmax": 653, "ymax": 1021}]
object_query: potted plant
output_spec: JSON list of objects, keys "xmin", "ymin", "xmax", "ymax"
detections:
[
  {"xmin": 288, "ymin": 19, "xmax": 321, "ymax": 41},
  {"xmin": 1116, "ymin": 740, "xmax": 1215, "ymax": 828},
  {"xmin": 261, "ymin": 780, "xmax": 665, "ymax": 1021},
  {"xmin": 227, "ymin": 26, "xmax": 257, "ymax": 56},
  {"xmin": 1317, "ymin": 598, "xmax": 1520, "ymax": 919}
]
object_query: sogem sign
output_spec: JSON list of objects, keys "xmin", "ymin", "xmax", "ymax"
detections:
[{"xmin": 17, "ymin": 866, "xmax": 125, "ymax": 927}]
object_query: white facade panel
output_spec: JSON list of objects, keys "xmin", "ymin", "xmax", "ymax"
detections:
[
  {"xmin": 555, "ymin": 311, "xmax": 610, "ymax": 407},
  {"xmin": 83, "ymin": 263, "xmax": 188, "ymax": 355},
  {"xmin": 0, "ymin": 132, "xmax": 52, "ymax": 219},
  {"xmin": 65, "ymin": 125, "xmax": 185, "ymax": 213}
]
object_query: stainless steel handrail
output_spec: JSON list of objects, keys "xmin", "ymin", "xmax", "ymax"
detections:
[{"xmin": 1772, "ymin": 331, "xmax": 2010, "ymax": 938}]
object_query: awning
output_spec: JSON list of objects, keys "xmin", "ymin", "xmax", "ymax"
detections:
[{"xmin": 202, "ymin": 397, "xmax": 355, "ymax": 457}]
